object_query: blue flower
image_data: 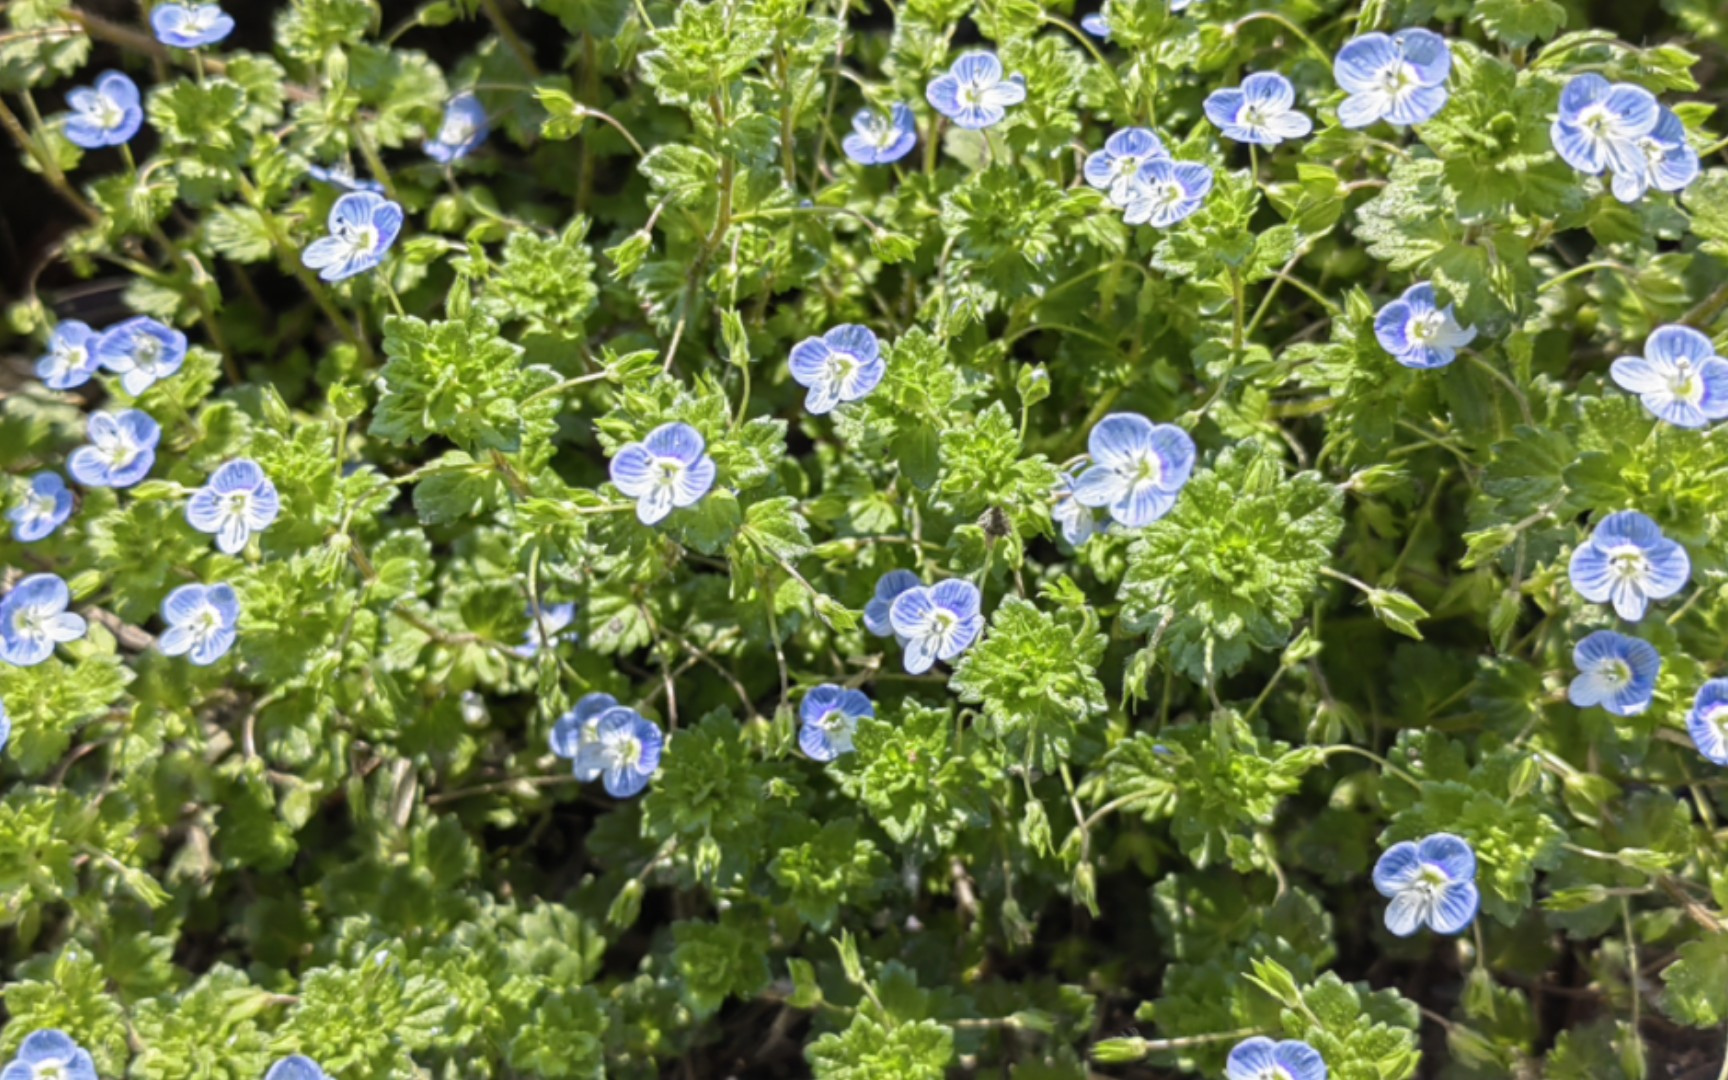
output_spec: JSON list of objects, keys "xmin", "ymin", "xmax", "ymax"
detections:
[
  {"xmin": 1073, "ymin": 412, "xmax": 1195, "ymax": 528},
  {"xmin": 1083, "ymin": 127, "xmax": 1168, "ymax": 205},
  {"xmin": 1080, "ymin": 13, "xmax": 1110, "ymax": 38},
  {"xmin": 1610, "ymin": 325, "xmax": 1728, "ymax": 430},
  {"xmin": 1686, "ymin": 679, "xmax": 1728, "ymax": 766},
  {"xmin": 573, "ymin": 708, "xmax": 664, "ymax": 797},
  {"xmin": 64, "ymin": 70, "xmax": 143, "ymax": 148},
  {"xmin": 301, "ymin": 191, "xmax": 405, "ymax": 283},
  {"xmin": 36, "ymin": 320, "xmax": 100, "ymax": 389},
  {"xmin": 550, "ymin": 692, "xmax": 625, "ymax": 780},
  {"xmin": 1120, "ymin": 158, "xmax": 1212, "ymax": 227},
  {"xmin": 1569, "ymin": 510, "xmax": 1690, "ymax": 622},
  {"xmin": 69, "ymin": 409, "xmax": 160, "ymax": 489},
  {"xmin": 157, "ymin": 583, "xmax": 241, "ymax": 666},
  {"xmin": 0, "ymin": 1030, "xmax": 98, "ymax": 1080},
  {"xmin": 609, "ymin": 422, "xmax": 717, "ymax": 525},
  {"xmin": 186, "ymin": 458, "xmax": 281, "ymax": 554},
  {"xmin": 263, "ymin": 1056, "xmax": 329, "ymax": 1080},
  {"xmin": 150, "ymin": 3, "xmax": 235, "ymax": 48},
  {"xmin": 96, "ymin": 316, "xmax": 187, "ymax": 396},
  {"xmin": 305, "ymin": 161, "xmax": 386, "ymax": 194},
  {"xmin": 426, "ymin": 92, "xmax": 489, "ymax": 164},
  {"xmin": 1373, "ymin": 832, "xmax": 1480, "ymax": 936},
  {"xmin": 1051, "ymin": 469, "xmax": 1102, "ymax": 548},
  {"xmin": 0, "ymin": 574, "xmax": 87, "ymax": 668},
  {"xmin": 799, "ymin": 684, "xmax": 872, "ymax": 762},
  {"xmin": 1550, "ymin": 74, "xmax": 1658, "ymax": 182},
  {"xmin": 1611, "ymin": 106, "xmax": 1700, "ymax": 203},
  {"xmin": 1334, "ymin": 29, "xmax": 1452, "ymax": 129},
  {"xmin": 864, "ymin": 569, "xmax": 920, "ymax": 638},
  {"xmin": 842, "ymin": 104, "xmax": 918, "ymax": 165},
  {"xmin": 925, "ymin": 52, "xmax": 1026, "ymax": 130},
  {"xmin": 788, "ymin": 324, "xmax": 886, "ymax": 414},
  {"xmin": 1568, "ymin": 630, "xmax": 1660, "ymax": 717},
  {"xmin": 1225, "ymin": 1037, "xmax": 1327, "ymax": 1080},
  {"xmin": 516, "ymin": 602, "xmax": 577, "ymax": 658},
  {"xmin": 8, "ymin": 472, "xmax": 75, "ymax": 543},
  {"xmin": 889, "ymin": 579, "xmax": 984, "ymax": 675},
  {"xmin": 1205, "ymin": 72, "xmax": 1313, "ymax": 146},
  {"xmin": 1373, "ymin": 282, "xmax": 1477, "ymax": 370}
]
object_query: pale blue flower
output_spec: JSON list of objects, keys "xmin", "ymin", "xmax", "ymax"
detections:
[
  {"xmin": 158, "ymin": 583, "xmax": 240, "ymax": 666},
  {"xmin": 186, "ymin": 458, "xmax": 281, "ymax": 554},
  {"xmin": 151, "ymin": 3, "xmax": 234, "ymax": 48},
  {"xmin": 1083, "ymin": 127, "xmax": 1168, "ymax": 205},
  {"xmin": 301, "ymin": 191, "xmax": 405, "ymax": 283},
  {"xmin": 516, "ymin": 602, "xmax": 577, "ymax": 658},
  {"xmin": 36, "ymin": 320, "xmax": 100, "ymax": 389},
  {"xmin": 550, "ymin": 692, "xmax": 626, "ymax": 780},
  {"xmin": 1051, "ymin": 469, "xmax": 1102, "ymax": 548},
  {"xmin": 64, "ymin": 70, "xmax": 143, "ymax": 148},
  {"xmin": 1569, "ymin": 510, "xmax": 1689, "ymax": 622},
  {"xmin": 864, "ymin": 569, "xmax": 919, "ymax": 638},
  {"xmin": 1073, "ymin": 413, "xmax": 1195, "ymax": 528},
  {"xmin": 1080, "ymin": 13, "xmax": 1110, "ymax": 38},
  {"xmin": 925, "ymin": 52, "xmax": 1026, "ymax": 130},
  {"xmin": 1686, "ymin": 679, "xmax": 1728, "ymax": 766},
  {"xmin": 1568, "ymin": 630, "xmax": 1660, "ymax": 717},
  {"xmin": 842, "ymin": 104, "xmax": 917, "ymax": 165},
  {"xmin": 1205, "ymin": 72, "xmax": 1313, "ymax": 146},
  {"xmin": 305, "ymin": 161, "xmax": 386, "ymax": 194},
  {"xmin": 789, "ymin": 324, "xmax": 886, "ymax": 414},
  {"xmin": 1373, "ymin": 832, "xmax": 1479, "ymax": 936},
  {"xmin": 1226, "ymin": 1037, "xmax": 1327, "ymax": 1080},
  {"xmin": 574, "ymin": 708, "xmax": 664, "ymax": 797},
  {"xmin": 96, "ymin": 316, "xmax": 187, "ymax": 396},
  {"xmin": 0, "ymin": 574, "xmax": 87, "ymax": 668},
  {"xmin": 1334, "ymin": 29, "xmax": 1452, "ymax": 129},
  {"xmin": 0, "ymin": 1030, "xmax": 98, "ymax": 1080},
  {"xmin": 889, "ymin": 579, "xmax": 983, "ymax": 675},
  {"xmin": 1610, "ymin": 325, "xmax": 1728, "ymax": 429},
  {"xmin": 1374, "ymin": 282, "xmax": 1477, "ymax": 370},
  {"xmin": 799, "ymin": 684, "xmax": 872, "ymax": 762},
  {"xmin": 263, "ymin": 1056, "xmax": 329, "ymax": 1080},
  {"xmin": 609, "ymin": 422, "xmax": 717, "ymax": 525},
  {"xmin": 68, "ymin": 409, "xmax": 160, "ymax": 489},
  {"xmin": 1611, "ymin": 107, "xmax": 1700, "ymax": 203},
  {"xmin": 1120, "ymin": 158, "xmax": 1212, "ymax": 227},
  {"xmin": 426, "ymin": 92, "xmax": 489, "ymax": 164},
  {"xmin": 1551, "ymin": 74, "xmax": 1658, "ymax": 181},
  {"xmin": 8, "ymin": 472, "xmax": 75, "ymax": 543}
]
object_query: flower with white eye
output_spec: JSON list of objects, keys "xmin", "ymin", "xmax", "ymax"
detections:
[
  {"xmin": 863, "ymin": 570, "xmax": 920, "ymax": 638},
  {"xmin": 1373, "ymin": 832, "xmax": 1480, "ymax": 936},
  {"xmin": 262, "ymin": 1056, "xmax": 331, "ymax": 1080},
  {"xmin": 550, "ymin": 692, "xmax": 625, "ymax": 779},
  {"xmin": 925, "ymin": 52, "xmax": 1027, "ymax": 130},
  {"xmin": 7, "ymin": 472, "xmax": 75, "ymax": 543},
  {"xmin": 150, "ymin": 3, "xmax": 235, "ymax": 48},
  {"xmin": 186, "ymin": 458, "xmax": 282, "ymax": 554},
  {"xmin": 799, "ymin": 684, "xmax": 873, "ymax": 762},
  {"xmin": 1550, "ymin": 74, "xmax": 1659, "ymax": 182},
  {"xmin": 608, "ymin": 423, "xmax": 717, "ymax": 525},
  {"xmin": 1611, "ymin": 106, "xmax": 1700, "ymax": 203},
  {"xmin": 1333, "ymin": 29, "xmax": 1453, "ymax": 129},
  {"xmin": 426, "ymin": 92, "xmax": 489, "ymax": 164},
  {"xmin": 1119, "ymin": 159, "xmax": 1213, "ymax": 228},
  {"xmin": 158, "ymin": 583, "xmax": 242, "ymax": 666},
  {"xmin": 842, "ymin": 104, "xmax": 918, "ymax": 166},
  {"xmin": 889, "ymin": 579, "xmax": 984, "ymax": 675},
  {"xmin": 1204, "ymin": 72, "xmax": 1313, "ymax": 146},
  {"xmin": 1083, "ymin": 127, "xmax": 1168, "ymax": 205},
  {"xmin": 1567, "ymin": 630, "xmax": 1660, "ymax": 717},
  {"xmin": 36, "ymin": 321, "xmax": 100, "ymax": 390},
  {"xmin": 574, "ymin": 709, "xmax": 665, "ymax": 797},
  {"xmin": 63, "ymin": 70, "xmax": 143, "ymax": 148},
  {"xmin": 301, "ymin": 191, "xmax": 405, "ymax": 283},
  {"xmin": 517, "ymin": 602, "xmax": 577, "ymax": 659},
  {"xmin": 96, "ymin": 316, "xmax": 188, "ymax": 397},
  {"xmin": 1568, "ymin": 510, "xmax": 1690, "ymax": 623},
  {"xmin": 1374, "ymin": 282, "xmax": 1478, "ymax": 370},
  {"xmin": 0, "ymin": 1029, "xmax": 99, "ymax": 1080},
  {"xmin": 1609, "ymin": 324, "xmax": 1728, "ymax": 429},
  {"xmin": 1072, "ymin": 413, "xmax": 1196, "ymax": 528},
  {"xmin": 0, "ymin": 574, "xmax": 88, "ymax": 668},
  {"xmin": 788, "ymin": 325, "xmax": 886, "ymax": 415},
  {"xmin": 1225, "ymin": 1036, "xmax": 1327, "ymax": 1080},
  {"xmin": 1686, "ymin": 679, "xmax": 1728, "ymax": 766},
  {"xmin": 68, "ymin": 409, "xmax": 161, "ymax": 489}
]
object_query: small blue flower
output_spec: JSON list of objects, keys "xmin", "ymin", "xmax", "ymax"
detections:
[
  {"xmin": 305, "ymin": 161, "xmax": 386, "ymax": 194},
  {"xmin": 799, "ymin": 684, "xmax": 872, "ymax": 762},
  {"xmin": 1083, "ymin": 127, "xmax": 1168, "ymax": 205},
  {"xmin": 157, "ymin": 582, "xmax": 241, "ymax": 666},
  {"xmin": 1226, "ymin": 1037, "xmax": 1327, "ymax": 1080},
  {"xmin": 1073, "ymin": 413, "xmax": 1195, "ymax": 528},
  {"xmin": 1568, "ymin": 630, "xmax": 1660, "ymax": 717},
  {"xmin": 864, "ymin": 569, "xmax": 920, "ymax": 638},
  {"xmin": 426, "ymin": 92, "xmax": 489, "ymax": 164},
  {"xmin": 1611, "ymin": 324, "xmax": 1728, "ymax": 429},
  {"xmin": 1610, "ymin": 107, "xmax": 1700, "ymax": 203},
  {"xmin": 1051, "ymin": 469, "xmax": 1102, "ymax": 548},
  {"xmin": 64, "ymin": 70, "xmax": 143, "ymax": 149},
  {"xmin": 609, "ymin": 422, "xmax": 717, "ymax": 525},
  {"xmin": 550, "ymin": 692, "xmax": 625, "ymax": 780},
  {"xmin": 1550, "ymin": 74, "xmax": 1658, "ymax": 183},
  {"xmin": 1120, "ymin": 158, "xmax": 1212, "ymax": 228},
  {"xmin": 1373, "ymin": 832, "xmax": 1480, "ymax": 936},
  {"xmin": 842, "ymin": 104, "xmax": 918, "ymax": 166},
  {"xmin": 574, "ymin": 708, "xmax": 664, "ymax": 797},
  {"xmin": 788, "ymin": 324, "xmax": 886, "ymax": 414},
  {"xmin": 1374, "ymin": 282, "xmax": 1477, "ymax": 370},
  {"xmin": 96, "ymin": 316, "xmax": 188, "ymax": 396},
  {"xmin": 925, "ymin": 52, "xmax": 1026, "ymax": 130},
  {"xmin": 1569, "ymin": 510, "xmax": 1690, "ymax": 622},
  {"xmin": 186, "ymin": 458, "xmax": 281, "ymax": 554},
  {"xmin": 0, "ymin": 1030, "xmax": 98, "ymax": 1080},
  {"xmin": 69, "ymin": 409, "xmax": 161, "ymax": 489},
  {"xmin": 1080, "ymin": 13, "xmax": 1110, "ymax": 38},
  {"xmin": 8, "ymin": 472, "xmax": 75, "ymax": 543},
  {"xmin": 0, "ymin": 574, "xmax": 87, "ymax": 668},
  {"xmin": 301, "ymin": 191, "xmax": 405, "ymax": 283},
  {"xmin": 1205, "ymin": 72, "xmax": 1313, "ymax": 146},
  {"xmin": 1686, "ymin": 679, "xmax": 1728, "ymax": 766},
  {"xmin": 1334, "ymin": 29, "xmax": 1452, "ymax": 129},
  {"xmin": 889, "ymin": 579, "xmax": 984, "ymax": 675},
  {"xmin": 150, "ymin": 3, "xmax": 235, "ymax": 48},
  {"xmin": 263, "ymin": 1056, "xmax": 330, "ymax": 1080},
  {"xmin": 516, "ymin": 602, "xmax": 577, "ymax": 658},
  {"xmin": 36, "ymin": 320, "xmax": 100, "ymax": 389}
]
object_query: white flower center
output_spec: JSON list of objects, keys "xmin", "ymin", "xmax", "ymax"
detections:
[
  {"xmin": 1608, "ymin": 545, "xmax": 1649, "ymax": 583},
  {"xmin": 35, "ymin": 1061, "xmax": 69, "ymax": 1080},
  {"xmin": 52, "ymin": 343, "xmax": 87, "ymax": 377},
  {"xmin": 960, "ymin": 85, "xmax": 984, "ymax": 108},
  {"xmin": 227, "ymin": 491, "xmax": 253, "ymax": 518},
  {"xmin": 91, "ymin": 94, "xmax": 125, "ymax": 130},
  {"xmin": 654, "ymin": 456, "xmax": 687, "ymax": 492},
  {"xmin": 191, "ymin": 605, "xmax": 223, "ymax": 642},
  {"xmin": 608, "ymin": 734, "xmax": 642, "ymax": 769},
  {"xmin": 1241, "ymin": 104, "xmax": 1266, "ymax": 128},
  {"xmin": 25, "ymin": 491, "xmax": 56, "ymax": 523},
  {"xmin": 439, "ymin": 114, "xmax": 477, "ymax": 146},
  {"xmin": 13, "ymin": 607, "xmax": 45, "ymax": 640},
  {"xmin": 1114, "ymin": 155, "xmax": 1142, "ymax": 179},
  {"xmin": 1408, "ymin": 311, "xmax": 1445, "ymax": 345},
  {"xmin": 1379, "ymin": 64, "xmax": 1416, "ymax": 97},
  {"xmin": 819, "ymin": 709, "xmax": 848, "ymax": 734},
  {"xmin": 187, "ymin": 8, "xmax": 218, "ymax": 31},
  {"xmin": 337, "ymin": 222, "xmax": 380, "ymax": 255},
  {"xmin": 1667, "ymin": 360, "xmax": 1701, "ymax": 403},
  {"xmin": 1579, "ymin": 105, "xmax": 1615, "ymax": 140},
  {"xmin": 135, "ymin": 335, "xmax": 162, "ymax": 368},
  {"xmin": 1710, "ymin": 705, "xmax": 1728, "ymax": 740},
  {"xmin": 1151, "ymin": 181, "xmax": 1185, "ymax": 209},
  {"xmin": 1597, "ymin": 658, "xmax": 1630, "ymax": 686},
  {"xmin": 106, "ymin": 440, "xmax": 138, "ymax": 469},
  {"xmin": 1131, "ymin": 453, "xmax": 1163, "ymax": 486}
]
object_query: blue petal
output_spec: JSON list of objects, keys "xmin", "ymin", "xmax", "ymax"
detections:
[
  {"xmin": 1147, "ymin": 424, "xmax": 1196, "ymax": 491},
  {"xmin": 1203, "ymin": 89, "xmax": 1245, "ymax": 133},
  {"xmin": 925, "ymin": 74, "xmax": 962, "ymax": 119},
  {"xmin": 1393, "ymin": 28, "xmax": 1451, "ymax": 86},
  {"xmin": 1557, "ymin": 74, "xmax": 1611, "ymax": 123},
  {"xmin": 1372, "ymin": 841, "xmax": 1422, "ymax": 896},
  {"xmin": 644, "ymin": 422, "xmax": 706, "ymax": 466},
  {"xmin": 1242, "ymin": 72, "xmax": 1294, "ymax": 110},
  {"xmin": 1430, "ymin": 880, "xmax": 1480, "ymax": 934},
  {"xmin": 1374, "ymin": 301, "xmax": 1413, "ymax": 356},
  {"xmin": 801, "ymin": 684, "xmax": 845, "ymax": 726},
  {"xmin": 263, "ymin": 1056, "xmax": 327, "ymax": 1080},
  {"xmin": 951, "ymin": 51, "xmax": 1004, "ymax": 87},
  {"xmin": 930, "ymin": 578, "xmax": 981, "ymax": 621},
  {"xmin": 1417, "ymin": 832, "xmax": 1476, "ymax": 882},
  {"xmin": 1385, "ymin": 84, "xmax": 1448, "ymax": 126},
  {"xmin": 1646, "ymin": 324, "xmax": 1714, "ymax": 367},
  {"xmin": 1087, "ymin": 412, "xmax": 1156, "ymax": 467},
  {"xmin": 1333, "ymin": 34, "xmax": 1396, "ymax": 94},
  {"xmin": 1274, "ymin": 1040, "xmax": 1329, "ymax": 1080},
  {"xmin": 1551, "ymin": 120, "xmax": 1606, "ymax": 174},
  {"xmin": 1224, "ymin": 1037, "xmax": 1278, "ymax": 1080}
]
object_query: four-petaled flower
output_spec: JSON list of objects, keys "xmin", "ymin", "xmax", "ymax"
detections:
[
  {"xmin": 1073, "ymin": 412, "xmax": 1196, "ymax": 528},
  {"xmin": 1334, "ymin": 29, "xmax": 1452, "ymax": 129},
  {"xmin": 925, "ymin": 52, "xmax": 1026, "ymax": 130},
  {"xmin": 1225, "ymin": 1036, "xmax": 1327, "ymax": 1080},
  {"xmin": 1550, "ymin": 74, "xmax": 1658, "ymax": 190},
  {"xmin": 1568, "ymin": 510, "xmax": 1690, "ymax": 622},
  {"xmin": 1567, "ymin": 630, "xmax": 1660, "ymax": 717},
  {"xmin": 1372, "ymin": 832, "xmax": 1480, "ymax": 936},
  {"xmin": 1205, "ymin": 72, "xmax": 1313, "ymax": 146},
  {"xmin": 1686, "ymin": 679, "xmax": 1728, "ymax": 766},
  {"xmin": 0, "ymin": 574, "xmax": 88, "ymax": 668},
  {"xmin": 263, "ymin": 1055, "xmax": 330, "ymax": 1080},
  {"xmin": 96, "ymin": 316, "xmax": 188, "ymax": 397},
  {"xmin": 151, "ymin": 3, "xmax": 235, "ymax": 48},
  {"xmin": 37, "ymin": 320, "xmax": 100, "ymax": 389},
  {"xmin": 789, "ymin": 324, "xmax": 886, "ymax": 415},
  {"xmin": 842, "ymin": 104, "xmax": 918, "ymax": 165},
  {"xmin": 574, "ymin": 708, "xmax": 665, "ymax": 797},
  {"xmin": 550, "ymin": 692, "xmax": 628, "ymax": 781},
  {"xmin": 889, "ymin": 579, "xmax": 984, "ymax": 674},
  {"xmin": 301, "ymin": 191, "xmax": 405, "ymax": 283},
  {"xmin": 64, "ymin": 70, "xmax": 143, "ymax": 148},
  {"xmin": 426, "ymin": 92, "xmax": 489, "ymax": 164},
  {"xmin": 517, "ymin": 602, "xmax": 577, "ymax": 658},
  {"xmin": 609, "ymin": 422, "xmax": 717, "ymax": 525},
  {"xmin": 799, "ymin": 684, "xmax": 872, "ymax": 762},
  {"xmin": 1374, "ymin": 282, "xmax": 1477, "ymax": 369},
  {"xmin": 8, "ymin": 472, "xmax": 75, "ymax": 543},
  {"xmin": 1609, "ymin": 324, "xmax": 1728, "ymax": 429},
  {"xmin": 186, "ymin": 458, "xmax": 282, "ymax": 554},
  {"xmin": 1051, "ymin": 468, "xmax": 1102, "ymax": 548},
  {"xmin": 69, "ymin": 409, "xmax": 161, "ymax": 489},
  {"xmin": 158, "ymin": 583, "xmax": 241, "ymax": 666},
  {"xmin": 1083, "ymin": 127, "xmax": 1168, "ymax": 205},
  {"xmin": 306, "ymin": 161, "xmax": 386, "ymax": 194},
  {"xmin": 0, "ymin": 1029, "xmax": 98, "ymax": 1080},
  {"xmin": 1121, "ymin": 158, "xmax": 1213, "ymax": 228},
  {"xmin": 1612, "ymin": 106, "xmax": 1699, "ymax": 203},
  {"xmin": 863, "ymin": 569, "xmax": 920, "ymax": 638}
]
